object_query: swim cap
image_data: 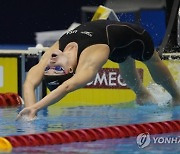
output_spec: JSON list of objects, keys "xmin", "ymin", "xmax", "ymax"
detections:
[{"xmin": 43, "ymin": 73, "xmax": 73, "ymax": 91}]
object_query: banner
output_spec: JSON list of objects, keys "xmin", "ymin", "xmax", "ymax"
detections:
[{"xmin": 0, "ymin": 57, "xmax": 18, "ymax": 93}]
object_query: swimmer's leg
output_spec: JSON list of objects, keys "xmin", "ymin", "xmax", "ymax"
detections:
[
  {"xmin": 119, "ymin": 56, "xmax": 155, "ymax": 105},
  {"xmin": 143, "ymin": 52, "xmax": 180, "ymax": 106}
]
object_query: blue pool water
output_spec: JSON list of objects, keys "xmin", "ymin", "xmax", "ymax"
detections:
[{"xmin": 0, "ymin": 102, "xmax": 180, "ymax": 154}]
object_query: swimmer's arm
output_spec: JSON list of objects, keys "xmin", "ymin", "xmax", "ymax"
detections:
[
  {"xmin": 30, "ymin": 66, "xmax": 100, "ymax": 111},
  {"xmin": 17, "ymin": 67, "xmax": 99, "ymax": 120},
  {"xmin": 23, "ymin": 41, "xmax": 59, "ymax": 107},
  {"xmin": 30, "ymin": 45, "xmax": 109, "ymax": 111}
]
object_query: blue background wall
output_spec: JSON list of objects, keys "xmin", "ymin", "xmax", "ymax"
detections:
[{"xmin": 117, "ymin": 10, "xmax": 166, "ymax": 47}]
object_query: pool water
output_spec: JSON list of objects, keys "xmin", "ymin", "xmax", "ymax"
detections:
[{"xmin": 0, "ymin": 101, "xmax": 180, "ymax": 154}]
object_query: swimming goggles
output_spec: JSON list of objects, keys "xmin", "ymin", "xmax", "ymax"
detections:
[{"xmin": 45, "ymin": 66, "xmax": 65, "ymax": 74}]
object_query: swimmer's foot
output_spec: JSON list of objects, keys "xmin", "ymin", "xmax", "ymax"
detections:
[{"xmin": 136, "ymin": 93, "xmax": 156, "ymax": 105}]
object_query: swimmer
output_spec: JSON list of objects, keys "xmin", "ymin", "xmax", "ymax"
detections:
[{"xmin": 17, "ymin": 20, "xmax": 180, "ymax": 120}]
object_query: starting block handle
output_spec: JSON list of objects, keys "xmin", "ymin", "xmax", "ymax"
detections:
[{"xmin": 91, "ymin": 5, "xmax": 119, "ymax": 21}]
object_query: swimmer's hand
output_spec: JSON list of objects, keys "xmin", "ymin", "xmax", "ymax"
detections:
[{"xmin": 16, "ymin": 107, "xmax": 37, "ymax": 121}]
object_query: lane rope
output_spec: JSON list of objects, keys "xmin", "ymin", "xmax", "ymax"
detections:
[
  {"xmin": 1, "ymin": 120, "xmax": 179, "ymax": 149},
  {"xmin": 0, "ymin": 93, "xmax": 23, "ymax": 107}
]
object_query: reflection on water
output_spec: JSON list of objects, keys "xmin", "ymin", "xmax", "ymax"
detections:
[
  {"xmin": 0, "ymin": 103, "xmax": 179, "ymax": 153},
  {"xmin": 12, "ymin": 132, "xmax": 180, "ymax": 154},
  {"xmin": 0, "ymin": 103, "xmax": 179, "ymax": 136}
]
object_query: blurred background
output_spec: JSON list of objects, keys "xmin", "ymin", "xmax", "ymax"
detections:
[
  {"xmin": 0, "ymin": 0, "xmax": 179, "ymax": 52},
  {"xmin": 0, "ymin": 0, "xmax": 105, "ymax": 46},
  {"xmin": 0, "ymin": 0, "xmax": 179, "ymax": 97}
]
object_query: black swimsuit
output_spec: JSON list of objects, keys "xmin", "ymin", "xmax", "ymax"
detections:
[{"xmin": 59, "ymin": 20, "xmax": 154, "ymax": 63}]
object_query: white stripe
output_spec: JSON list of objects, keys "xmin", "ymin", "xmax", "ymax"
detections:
[
  {"xmin": 106, "ymin": 24, "xmax": 145, "ymax": 45},
  {"xmin": 0, "ymin": 66, "xmax": 3, "ymax": 87}
]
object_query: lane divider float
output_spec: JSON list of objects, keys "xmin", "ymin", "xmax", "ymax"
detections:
[
  {"xmin": 0, "ymin": 93, "xmax": 23, "ymax": 107},
  {"xmin": 0, "ymin": 137, "xmax": 12, "ymax": 153}
]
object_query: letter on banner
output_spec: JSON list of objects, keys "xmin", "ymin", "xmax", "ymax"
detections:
[{"xmin": 0, "ymin": 66, "xmax": 3, "ymax": 87}]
